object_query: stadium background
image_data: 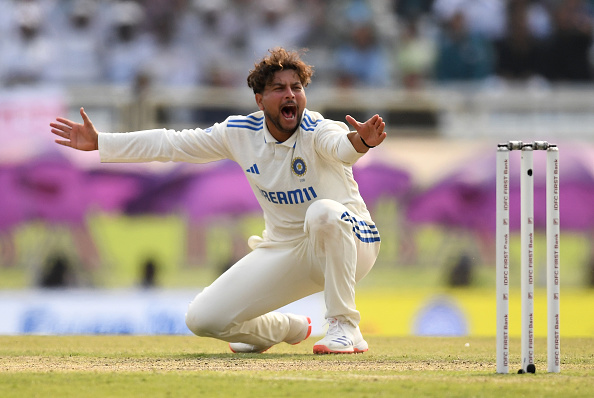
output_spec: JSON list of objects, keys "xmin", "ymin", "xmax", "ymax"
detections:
[{"xmin": 1, "ymin": 0, "xmax": 594, "ymax": 338}]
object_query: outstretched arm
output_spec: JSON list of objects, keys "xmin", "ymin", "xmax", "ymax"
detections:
[
  {"xmin": 50, "ymin": 107, "xmax": 99, "ymax": 151},
  {"xmin": 346, "ymin": 114, "xmax": 387, "ymax": 153}
]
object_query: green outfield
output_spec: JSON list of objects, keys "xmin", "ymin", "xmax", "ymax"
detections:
[{"xmin": 1, "ymin": 335, "xmax": 593, "ymax": 398}]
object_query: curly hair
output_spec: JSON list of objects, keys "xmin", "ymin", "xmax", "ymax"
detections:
[{"xmin": 247, "ymin": 48, "xmax": 314, "ymax": 94}]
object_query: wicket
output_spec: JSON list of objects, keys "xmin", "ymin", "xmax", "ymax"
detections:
[{"xmin": 496, "ymin": 141, "xmax": 560, "ymax": 374}]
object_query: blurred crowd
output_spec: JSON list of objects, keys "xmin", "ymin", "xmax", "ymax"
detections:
[{"xmin": 0, "ymin": 0, "xmax": 593, "ymax": 91}]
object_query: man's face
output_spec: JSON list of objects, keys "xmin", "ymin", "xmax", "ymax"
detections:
[{"xmin": 255, "ymin": 69, "xmax": 307, "ymax": 140}]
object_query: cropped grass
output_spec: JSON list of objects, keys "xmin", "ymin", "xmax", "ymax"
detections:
[{"xmin": 1, "ymin": 335, "xmax": 593, "ymax": 398}]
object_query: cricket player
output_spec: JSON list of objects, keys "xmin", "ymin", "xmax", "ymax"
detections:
[{"xmin": 50, "ymin": 47, "xmax": 387, "ymax": 354}]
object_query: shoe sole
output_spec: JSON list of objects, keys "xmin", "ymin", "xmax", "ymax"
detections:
[
  {"xmin": 312, "ymin": 343, "xmax": 368, "ymax": 355},
  {"xmin": 229, "ymin": 344, "xmax": 270, "ymax": 354}
]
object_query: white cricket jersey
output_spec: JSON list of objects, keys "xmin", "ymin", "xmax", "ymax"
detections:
[{"xmin": 98, "ymin": 109, "xmax": 379, "ymax": 243}]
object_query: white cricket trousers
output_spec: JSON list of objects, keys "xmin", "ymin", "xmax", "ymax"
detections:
[{"xmin": 185, "ymin": 199, "xmax": 380, "ymax": 347}]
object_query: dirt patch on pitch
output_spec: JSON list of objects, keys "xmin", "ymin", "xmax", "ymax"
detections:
[{"xmin": 1, "ymin": 355, "xmax": 490, "ymax": 373}]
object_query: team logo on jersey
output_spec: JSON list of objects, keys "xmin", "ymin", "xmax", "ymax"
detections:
[{"xmin": 292, "ymin": 157, "xmax": 307, "ymax": 177}]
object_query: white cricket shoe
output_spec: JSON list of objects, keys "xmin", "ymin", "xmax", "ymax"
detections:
[
  {"xmin": 229, "ymin": 314, "xmax": 311, "ymax": 353},
  {"xmin": 313, "ymin": 317, "xmax": 368, "ymax": 354},
  {"xmin": 228, "ymin": 342, "xmax": 270, "ymax": 354}
]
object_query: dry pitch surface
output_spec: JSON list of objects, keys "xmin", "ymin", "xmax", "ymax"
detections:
[
  {"xmin": 2, "ymin": 336, "xmax": 593, "ymax": 398},
  {"xmin": 1, "ymin": 335, "xmax": 591, "ymax": 373}
]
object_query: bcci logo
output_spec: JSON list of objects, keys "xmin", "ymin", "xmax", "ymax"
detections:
[{"xmin": 292, "ymin": 157, "xmax": 307, "ymax": 177}]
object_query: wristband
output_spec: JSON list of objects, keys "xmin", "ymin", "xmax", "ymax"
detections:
[{"xmin": 360, "ymin": 136, "xmax": 376, "ymax": 149}]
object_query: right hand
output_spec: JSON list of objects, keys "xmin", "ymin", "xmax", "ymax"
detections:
[{"xmin": 50, "ymin": 107, "xmax": 99, "ymax": 151}]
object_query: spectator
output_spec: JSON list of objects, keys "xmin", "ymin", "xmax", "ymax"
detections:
[
  {"xmin": 192, "ymin": 0, "xmax": 249, "ymax": 86},
  {"xmin": 434, "ymin": 11, "xmax": 495, "ymax": 82},
  {"xmin": 524, "ymin": 0, "xmax": 553, "ymax": 40},
  {"xmin": 298, "ymin": 0, "xmax": 340, "ymax": 86},
  {"xmin": 1, "ymin": 0, "xmax": 592, "ymax": 89},
  {"xmin": 143, "ymin": 15, "xmax": 200, "ymax": 123},
  {"xmin": 0, "ymin": 0, "xmax": 16, "ymax": 37},
  {"xmin": 334, "ymin": 22, "xmax": 391, "ymax": 87},
  {"xmin": 144, "ymin": 0, "xmax": 201, "ymax": 50},
  {"xmin": 494, "ymin": 0, "xmax": 547, "ymax": 82},
  {"xmin": 395, "ymin": 17, "xmax": 437, "ymax": 89},
  {"xmin": 433, "ymin": 0, "xmax": 506, "ymax": 40},
  {"xmin": 143, "ymin": 17, "xmax": 200, "ymax": 87},
  {"xmin": 0, "ymin": 1, "xmax": 54, "ymax": 86},
  {"xmin": 540, "ymin": 0, "xmax": 593, "ymax": 82},
  {"xmin": 245, "ymin": 0, "xmax": 311, "ymax": 60},
  {"xmin": 46, "ymin": 0, "xmax": 104, "ymax": 85},
  {"xmin": 394, "ymin": 0, "xmax": 434, "ymax": 21},
  {"xmin": 102, "ymin": 1, "xmax": 154, "ymax": 85}
]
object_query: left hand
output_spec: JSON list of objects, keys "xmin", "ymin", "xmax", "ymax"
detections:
[{"xmin": 346, "ymin": 114, "xmax": 386, "ymax": 149}]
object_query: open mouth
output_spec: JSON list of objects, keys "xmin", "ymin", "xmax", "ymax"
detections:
[{"xmin": 281, "ymin": 104, "xmax": 297, "ymax": 120}]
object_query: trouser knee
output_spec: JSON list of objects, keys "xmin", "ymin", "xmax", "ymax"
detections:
[{"xmin": 185, "ymin": 297, "xmax": 230, "ymax": 338}]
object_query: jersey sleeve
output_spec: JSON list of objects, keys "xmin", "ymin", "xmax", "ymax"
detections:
[
  {"xmin": 313, "ymin": 119, "xmax": 365, "ymax": 166},
  {"xmin": 98, "ymin": 121, "xmax": 233, "ymax": 164}
]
